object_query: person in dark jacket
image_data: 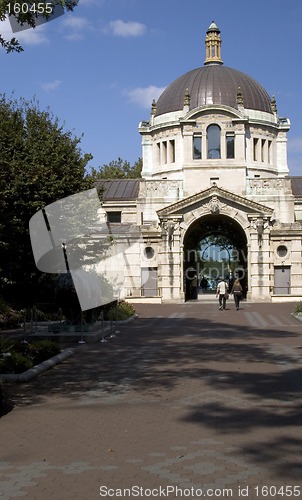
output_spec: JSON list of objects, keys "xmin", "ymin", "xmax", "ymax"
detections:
[{"xmin": 231, "ymin": 279, "xmax": 243, "ymax": 310}]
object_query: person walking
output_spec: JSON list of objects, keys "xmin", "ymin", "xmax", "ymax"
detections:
[
  {"xmin": 231, "ymin": 279, "xmax": 243, "ymax": 310},
  {"xmin": 200, "ymin": 276, "xmax": 208, "ymax": 293},
  {"xmin": 216, "ymin": 277, "xmax": 228, "ymax": 310}
]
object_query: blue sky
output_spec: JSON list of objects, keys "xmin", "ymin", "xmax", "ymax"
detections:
[{"xmin": 1, "ymin": 0, "xmax": 302, "ymax": 175}]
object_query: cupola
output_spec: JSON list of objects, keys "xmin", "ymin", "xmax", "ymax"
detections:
[
  {"xmin": 154, "ymin": 22, "xmax": 274, "ymax": 117},
  {"xmin": 204, "ymin": 21, "xmax": 223, "ymax": 65}
]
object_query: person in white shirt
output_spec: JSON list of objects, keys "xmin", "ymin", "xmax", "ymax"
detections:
[{"xmin": 216, "ymin": 277, "xmax": 228, "ymax": 310}]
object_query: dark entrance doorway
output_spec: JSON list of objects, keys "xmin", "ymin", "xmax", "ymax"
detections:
[{"xmin": 183, "ymin": 214, "xmax": 248, "ymax": 300}]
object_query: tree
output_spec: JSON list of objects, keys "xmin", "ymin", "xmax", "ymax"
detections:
[
  {"xmin": 0, "ymin": 1, "xmax": 78, "ymax": 53},
  {"xmin": 0, "ymin": 94, "xmax": 92, "ymax": 305},
  {"xmin": 88, "ymin": 157, "xmax": 142, "ymax": 180}
]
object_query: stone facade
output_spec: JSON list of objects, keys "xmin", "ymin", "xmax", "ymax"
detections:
[{"xmin": 99, "ymin": 23, "xmax": 302, "ymax": 303}]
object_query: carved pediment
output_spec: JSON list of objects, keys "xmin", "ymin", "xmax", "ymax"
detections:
[{"xmin": 157, "ymin": 185, "xmax": 274, "ymax": 219}]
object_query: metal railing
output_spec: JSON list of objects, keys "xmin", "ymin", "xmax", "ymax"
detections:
[{"xmin": 126, "ymin": 287, "xmax": 160, "ymax": 298}]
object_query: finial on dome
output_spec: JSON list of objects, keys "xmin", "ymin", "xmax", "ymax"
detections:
[
  {"xmin": 204, "ymin": 21, "xmax": 223, "ymax": 65},
  {"xmin": 183, "ymin": 88, "xmax": 190, "ymax": 113},
  {"xmin": 236, "ymin": 87, "xmax": 244, "ymax": 107},
  {"xmin": 151, "ymin": 98, "xmax": 157, "ymax": 115},
  {"xmin": 183, "ymin": 88, "xmax": 191, "ymax": 107},
  {"xmin": 150, "ymin": 99, "xmax": 157, "ymax": 125},
  {"xmin": 271, "ymin": 95, "xmax": 277, "ymax": 114}
]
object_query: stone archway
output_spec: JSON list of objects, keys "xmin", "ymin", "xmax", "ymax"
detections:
[{"xmin": 183, "ymin": 214, "xmax": 248, "ymax": 300}]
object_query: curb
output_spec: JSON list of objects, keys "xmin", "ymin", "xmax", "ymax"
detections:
[
  {"xmin": 0, "ymin": 348, "xmax": 74, "ymax": 383},
  {"xmin": 0, "ymin": 314, "xmax": 136, "ymax": 382}
]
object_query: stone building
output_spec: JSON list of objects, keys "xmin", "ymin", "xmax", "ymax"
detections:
[{"xmin": 99, "ymin": 22, "xmax": 302, "ymax": 303}]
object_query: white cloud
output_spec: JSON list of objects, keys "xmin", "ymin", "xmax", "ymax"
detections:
[
  {"xmin": 126, "ymin": 85, "xmax": 166, "ymax": 108},
  {"xmin": 64, "ymin": 32, "xmax": 84, "ymax": 41},
  {"xmin": 62, "ymin": 16, "xmax": 90, "ymax": 29},
  {"xmin": 17, "ymin": 26, "xmax": 48, "ymax": 45},
  {"xmin": 41, "ymin": 79, "xmax": 62, "ymax": 91},
  {"xmin": 109, "ymin": 20, "xmax": 147, "ymax": 37},
  {"xmin": 60, "ymin": 14, "xmax": 92, "ymax": 40},
  {"xmin": 0, "ymin": 17, "xmax": 48, "ymax": 46}
]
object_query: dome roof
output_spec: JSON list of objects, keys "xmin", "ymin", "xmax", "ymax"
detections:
[{"xmin": 155, "ymin": 64, "xmax": 273, "ymax": 117}]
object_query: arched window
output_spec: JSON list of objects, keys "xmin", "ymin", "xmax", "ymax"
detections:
[{"xmin": 207, "ymin": 124, "xmax": 221, "ymax": 159}]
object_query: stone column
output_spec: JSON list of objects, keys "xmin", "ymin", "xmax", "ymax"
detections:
[
  {"xmin": 249, "ymin": 218, "xmax": 271, "ymax": 301},
  {"xmin": 235, "ymin": 127, "xmax": 246, "ymax": 161},
  {"xmin": 160, "ymin": 218, "xmax": 183, "ymax": 302}
]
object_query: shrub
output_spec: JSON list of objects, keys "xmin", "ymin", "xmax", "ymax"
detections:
[
  {"xmin": 0, "ymin": 352, "xmax": 33, "ymax": 374},
  {"xmin": 19, "ymin": 307, "xmax": 64, "ymax": 322},
  {"xmin": 13, "ymin": 339, "xmax": 60, "ymax": 363},
  {"xmin": 19, "ymin": 307, "xmax": 46, "ymax": 322},
  {"xmin": 0, "ymin": 338, "xmax": 60, "ymax": 374},
  {"xmin": 294, "ymin": 302, "xmax": 302, "ymax": 315},
  {"xmin": 0, "ymin": 299, "xmax": 22, "ymax": 329},
  {"xmin": 0, "ymin": 336, "xmax": 14, "ymax": 354},
  {"xmin": 106, "ymin": 301, "xmax": 135, "ymax": 321},
  {"xmin": 28, "ymin": 340, "xmax": 60, "ymax": 365}
]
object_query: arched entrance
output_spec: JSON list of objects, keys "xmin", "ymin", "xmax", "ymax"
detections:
[{"xmin": 183, "ymin": 214, "xmax": 247, "ymax": 300}]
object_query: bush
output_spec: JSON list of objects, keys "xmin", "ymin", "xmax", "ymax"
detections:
[
  {"xmin": 0, "ymin": 352, "xmax": 33, "ymax": 374},
  {"xmin": 28, "ymin": 340, "xmax": 60, "ymax": 365},
  {"xmin": 0, "ymin": 336, "xmax": 14, "ymax": 354},
  {"xmin": 19, "ymin": 306, "xmax": 65, "ymax": 322},
  {"xmin": 294, "ymin": 302, "xmax": 302, "ymax": 315},
  {"xmin": 0, "ymin": 299, "xmax": 22, "ymax": 329},
  {"xmin": 0, "ymin": 338, "xmax": 60, "ymax": 374},
  {"xmin": 106, "ymin": 301, "xmax": 135, "ymax": 321}
]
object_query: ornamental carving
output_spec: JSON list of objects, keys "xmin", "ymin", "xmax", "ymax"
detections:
[
  {"xmin": 146, "ymin": 181, "xmax": 181, "ymax": 196},
  {"xmin": 251, "ymin": 217, "xmax": 269, "ymax": 248},
  {"xmin": 160, "ymin": 218, "xmax": 180, "ymax": 248},
  {"xmin": 204, "ymin": 196, "xmax": 226, "ymax": 214},
  {"xmin": 249, "ymin": 179, "xmax": 284, "ymax": 191}
]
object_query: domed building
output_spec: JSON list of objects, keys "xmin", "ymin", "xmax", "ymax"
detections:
[{"xmin": 99, "ymin": 22, "xmax": 302, "ymax": 303}]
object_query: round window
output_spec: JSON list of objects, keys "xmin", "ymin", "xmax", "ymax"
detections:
[
  {"xmin": 144, "ymin": 246, "xmax": 155, "ymax": 259},
  {"xmin": 277, "ymin": 245, "xmax": 288, "ymax": 258}
]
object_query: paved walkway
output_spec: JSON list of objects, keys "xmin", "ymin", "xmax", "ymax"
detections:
[{"xmin": 1, "ymin": 301, "xmax": 302, "ymax": 499}]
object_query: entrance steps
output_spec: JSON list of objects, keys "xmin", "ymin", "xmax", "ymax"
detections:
[{"xmin": 197, "ymin": 292, "xmax": 217, "ymax": 302}]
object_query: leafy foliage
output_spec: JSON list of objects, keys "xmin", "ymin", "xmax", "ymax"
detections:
[
  {"xmin": 26, "ymin": 339, "xmax": 61, "ymax": 364},
  {"xmin": 294, "ymin": 302, "xmax": 302, "ymax": 315},
  {"xmin": 0, "ymin": 351, "xmax": 34, "ymax": 373},
  {"xmin": 0, "ymin": 337, "xmax": 60, "ymax": 373},
  {"xmin": 106, "ymin": 300, "xmax": 136, "ymax": 321},
  {"xmin": 0, "ymin": 298, "xmax": 22, "ymax": 329},
  {"xmin": 88, "ymin": 157, "xmax": 142, "ymax": 180},
  {"xmin": 0, "ymin": 335, "xmax": 14, "ymax": 353},
  {"xmin": 0, "ymin": 1, "xmax": 79, "ymax": 53},
  {"xmin": 0, "ymin": 94, "xmax": 93, "ymax": 305}
]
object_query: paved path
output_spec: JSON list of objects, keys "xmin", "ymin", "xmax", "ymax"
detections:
[{"xmin": 1, "ymin": 301, "xmax": 302, "ymax": 500}]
